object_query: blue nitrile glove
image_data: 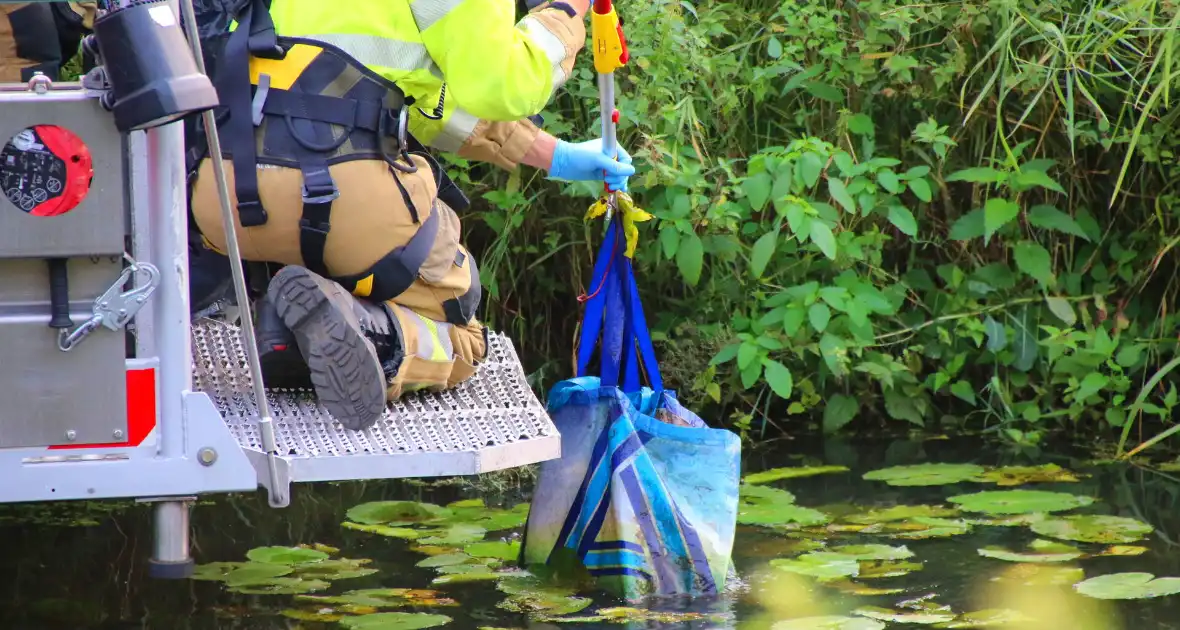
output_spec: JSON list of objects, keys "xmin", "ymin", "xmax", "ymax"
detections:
[{"xmin": 549, "ymin": 138, "xmax": 635, "ymax": 192}]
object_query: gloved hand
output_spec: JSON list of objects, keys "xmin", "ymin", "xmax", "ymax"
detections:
[{"xmin": 548, "ymin": 138, "xmax": 635, "ymax": 192}]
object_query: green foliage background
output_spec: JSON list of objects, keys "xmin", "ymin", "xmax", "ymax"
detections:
[{"xmin": 454, "ymin": 0, "xmax": 1180, "ymax": 446}]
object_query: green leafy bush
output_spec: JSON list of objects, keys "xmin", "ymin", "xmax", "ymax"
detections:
[{"xmin": 453, "ymin": 0, "xmax": 1180, "ymax": 448}]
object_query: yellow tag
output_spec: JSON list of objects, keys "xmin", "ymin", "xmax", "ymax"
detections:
[{"xmin": 585, "ymin": 192, "xmax": 652, "ymax": 258}]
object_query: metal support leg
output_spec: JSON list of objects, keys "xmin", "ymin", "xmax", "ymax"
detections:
[{"xmin": 144, "ymin": 497, "xmax": 196, "ymax": 578}]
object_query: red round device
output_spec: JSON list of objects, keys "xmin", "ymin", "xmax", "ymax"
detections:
[{"xmin": 0, "ymin": 125, "xmax": 94, "ymax": 217}]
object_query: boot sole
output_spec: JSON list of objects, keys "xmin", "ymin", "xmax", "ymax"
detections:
[{"xmin": 266, "ymin": 266, "xmax": 387, "ymax": 431}]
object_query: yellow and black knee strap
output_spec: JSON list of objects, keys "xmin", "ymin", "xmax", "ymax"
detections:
[{"xmin": 331, "ymin": 205, "xmax": 441, "ymax": 302}]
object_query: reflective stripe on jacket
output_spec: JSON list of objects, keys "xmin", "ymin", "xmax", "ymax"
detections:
[{"xmin": 262, "ymin": 0, "xmax": 585, "ymax": 156}]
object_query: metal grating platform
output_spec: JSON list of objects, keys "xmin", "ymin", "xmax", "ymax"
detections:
[{"xmin": 190, "ymin": 318, "xmax": 560, "ymax": 486}]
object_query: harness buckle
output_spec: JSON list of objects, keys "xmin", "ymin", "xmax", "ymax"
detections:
[
  {"xmin": 237, "ymin": 199, "xmax": 268, "ymax": 227},
  {"xmin": 301, "ymin": 183, "xmax": 340, "ymax": 205}
]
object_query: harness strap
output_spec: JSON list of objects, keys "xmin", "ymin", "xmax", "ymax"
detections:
[
  {"xmin": 220, "ymin": 0, "xmax": 280, "ymax": 228},
  {"xmin": 261, "ymin": 89, "xmax": 386, "ymax": 132},
  {"xmin": 333, "ymin": 207, "xmax": 441, "ymax": 302},
  {"xmin": 290, "ymin": 115, "xmax": 340, "ymax": 278}
]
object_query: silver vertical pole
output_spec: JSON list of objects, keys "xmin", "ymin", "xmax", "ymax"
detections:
[
  {"xmin": 178, "ymin": 0, "xmax": 286, "ymax": 508},
  {"xmin": 597, "ymin": 72, "xmax": 617, "ymax": 223},
  {"xmin": 143, "ymin": 1, "xmax": 196, "ymax": 574}
]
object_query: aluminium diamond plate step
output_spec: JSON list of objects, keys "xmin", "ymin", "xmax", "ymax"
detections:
[{"xmin": 190, "ymin": 318, "xmax": 560, "ymax": 486}]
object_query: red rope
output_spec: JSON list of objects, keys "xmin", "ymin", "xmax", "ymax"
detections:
[{"xmin": 577, "ymin": 229, "xmax": 623, "ymax": 303}]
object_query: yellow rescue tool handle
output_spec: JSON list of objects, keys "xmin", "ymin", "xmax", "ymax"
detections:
[{"xmin": 591, "ymin": 0, "xmax": 628, "ymax": 75}]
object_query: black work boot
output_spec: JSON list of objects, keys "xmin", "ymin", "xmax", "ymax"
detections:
[
  {"xmin": 255, "ymin": 295, "xmax": 313, "ymax": 390},
  {"xmin": 266, "ymin": 265, "xmax": 403, "ymax": 431}
]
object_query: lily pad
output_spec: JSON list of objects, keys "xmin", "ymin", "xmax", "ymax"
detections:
[
  {"xmin": 1074, "ymin": 572, "xmax": 1180, "ymax": 600},
  {"xmin": 1098, "ymin": 545, "xmax": 1148, "ymax": 557},
  {"xmin": 465, "ymin": 541, "xmax": 521, "ymax": 561},
  {"xmin": 420, "ymin": 524, "xmax": 488, "ymax": 546},
  {"xmin": 862, "ymin": 464, "xmax": 985, "ymax": 487},
  {"xmin": 933, "ymin": 609, "xmax": 1033, "ymax": 628},
  {"xmin": 282, "ymin": 608, "xmax": 344, "ymax": 622},
  {"xmin": 854, "ymin": 606, "xmax": 956, "ymax": 624},
  {"xmin": 844, "ymin": 505, "xmax": 960, "ymax": 525},
  {"xmin": 743, "ymin": 466, "xmax": 851, "ymax": 484},
  {"xmin": 347, "ymin": 501, "xmax": 452, "ymax": 526},
  {"xmin": 770, "ymin": 553, "xmax": 861, "ymax": 581},
  {"xmin": 992, "ymin": 564, "xmax": 1084, "ymax": 587},
  {"xmin": 772, "ymin": 616, "xmax": 885, "ymax": 630},
  {"xmin": 857, "ymin": 560, "xmax": 923, "ymax": 580},
  {"xmin": 431, "ymin": 570, "xmax": 510, "ymax": 585},
  {"xmin": 885, "ymin": 518, "xmax": 972, "ymax": 540},
  {"xmin": 738, "ymin": 485, "xmax": 831, "ymax": 527},
  {"xmin": 946, "ymin": 490, "xmax": 1094, "ymax": 515},
  {"xmin": 436, "ymin": 559, "xmax": 500, "ymax": 574},
  {"xmin": 829, "ymin": 544, "xmax": 914, "ymax": 561},
  {"xmin": 445, "ymin": 502, "xmax": 530, "ymax": 532},
  {"xmin": 972, "ymin": 464, "xmax": 1084, "ymax": 486},
  {"xmin": 1030, "ymin": 514, "xmax": 1153, "ymax": 544},
  {"xmin": 823, "ymin": 580, "xmax": 905, "ymax": 596},
  {"xmin": 736, "ymin": 536, "xmax": 826, "ymax": 558},
  {"xmin": 294, "ymin": 563, "xmax": 379, "ymax": 581},
  {"xmin": 191, "ymin": 562, "xmax": 245, "ymax": 581},
  {"xmin": 224, "ymin": 563, "xmax": 294, "ymax": 585},
  {"xmin": 228, "ymin": 577, "xmax": 331, "ymax": 595},
  {"xmin": 410, "ymin": 545, "xmax": 461, "ymax": 556},
  {"xmin": 343, "ymin": 522, "xmax": 425, "ymax": 539},
  {"xmin": 298, "ymin": 588, "xmax": 457, "ymax": 609},
  {"xmin": 966, "ymin": 514, "xmax": 1044, "ymax": 527},
  {"xmin": 550, "ymin": 608, "xmax": 719, "ymax": 624},
  {"xmin": 245, "ymin": 546, "xmax": 330, "ymax": 565},
  {"xmin": 741, "ymin": 484, "xmax": 796, "ymax": 505},
  {"xmin": 338, "ymin": 612, "xmax": 452, "ymax": 629},
  {"xmin": 416, "ymin": 554, "xmax": 471, "ymax": 568},
  {"xmin": 977, "ymin": 539, "xmax": 1083, "ymax": 564},
  {"xmin": 499, "ymin": 593, "xmax": 593, "ymax": 617}
]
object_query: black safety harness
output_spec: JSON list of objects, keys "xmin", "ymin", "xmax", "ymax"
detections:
[{"xmin": 185, "ymin": 0, "xmax": 471, "ymax": 304}]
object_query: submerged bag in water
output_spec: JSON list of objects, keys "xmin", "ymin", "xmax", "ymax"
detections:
[{"xmin": 521, "ymin": 219, "xmax": 741, "ymax": 601}]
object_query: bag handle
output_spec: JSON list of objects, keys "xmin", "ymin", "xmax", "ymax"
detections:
[{"xmin": 576, "ymin": 219, "xmax": 662, "ymax": 393}]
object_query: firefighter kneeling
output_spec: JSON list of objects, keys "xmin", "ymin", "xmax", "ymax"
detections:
[{"xmin": 186, "ymin": 0, "xmax": 632, "ymax": 431}]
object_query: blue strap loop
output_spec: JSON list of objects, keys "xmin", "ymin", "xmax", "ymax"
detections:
[{"xmin": 576, "ymin": 218, "xmax": 662, "ymax": 394}]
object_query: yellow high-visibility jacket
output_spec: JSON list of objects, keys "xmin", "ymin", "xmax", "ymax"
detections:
[{"xmin": 264, "ymin": 0, "xmax": 586, "ymax": 168}]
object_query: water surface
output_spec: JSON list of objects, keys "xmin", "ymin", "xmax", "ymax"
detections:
[{"xmin": 2, "ymin": 436, "xmax": 1180, "ymax": 629}]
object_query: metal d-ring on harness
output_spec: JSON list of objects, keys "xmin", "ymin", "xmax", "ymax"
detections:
[{"xmin": 178, "ymin": 0, "xmax": 286, "ymax": 508}]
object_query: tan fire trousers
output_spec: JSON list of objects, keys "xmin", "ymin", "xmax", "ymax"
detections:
[{"xmin": 189, "ymin": 154, "xmax": 487, "ymax": 399}]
